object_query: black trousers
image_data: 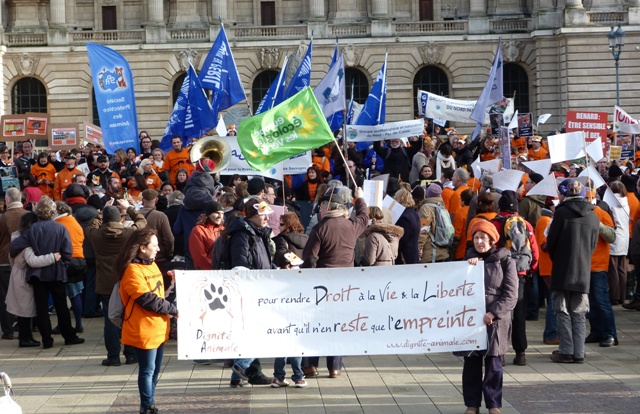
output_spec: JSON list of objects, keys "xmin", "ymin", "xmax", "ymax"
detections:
[
  {"xmin": 32, "ymin": 279, "xmax": 76, "ymax": 346},
  {"xmin": 304, "ymin": 356, "xmax": 343, "ymax": 372},
  {"xmin": 462, "ymin": 355, "xmax": 503, "ymax": 409},
  {"xmin": 511, "ymin": 276, "xmax": 529, "ymax": 353},
  {"xmin": 0, "ymin": 266, "xmax": 15, "ymax": 336}
]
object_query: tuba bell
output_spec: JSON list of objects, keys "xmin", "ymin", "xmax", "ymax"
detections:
[{"xmin": 190, "ymin": 136, "xmax": 231, "ymax": 174}]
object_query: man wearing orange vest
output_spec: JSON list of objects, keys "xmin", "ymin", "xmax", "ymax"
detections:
[
  {"xmin": 54, "ymin": 154, "xmax": 82, "ymax": 201},
  {"xmin": 164, "ymin": 136, "xmax": 194, "ymax": 185}
]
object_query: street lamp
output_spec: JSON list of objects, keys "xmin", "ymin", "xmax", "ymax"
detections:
[{"xmin": 608, "ymin": 24, "xmax": 625, "ymax": 106}]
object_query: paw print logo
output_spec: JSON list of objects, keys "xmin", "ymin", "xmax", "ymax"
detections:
[{"xmin": 203, "ymin": 284, "xmax": 228, "ymax": 311}]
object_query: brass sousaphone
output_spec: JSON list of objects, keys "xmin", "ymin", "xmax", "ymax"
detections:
[{"xmin": 190, "ymin": 136, "xmax": 231, "ymax": 174}]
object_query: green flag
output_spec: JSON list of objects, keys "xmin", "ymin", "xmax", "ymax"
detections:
[{"xmin": 238, "ymin": 87, "xmax": 334, "ymax": 171}]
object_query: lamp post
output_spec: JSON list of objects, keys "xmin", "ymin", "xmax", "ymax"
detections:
[{"xmin": 608, "ymin": 24, "xmax": 625, "ymax": 106}]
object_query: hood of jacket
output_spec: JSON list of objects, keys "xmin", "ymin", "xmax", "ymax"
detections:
[
  {"xmin": 361, "ymin": 223, "xmax": 404, "ymax": 242},
  {"xmin": 74, "ymin": 205, "xmax": 99, "ymax": 225},
  {"xmin": 279, "ymin": 231, "xmax": 309, "ymax": 250},
  {"xmin": 559, "ymin": 197, "xmax": 595, "ymax": 218},
  {"xmin": 226, "ymin": 216, "xmax": 271, "ymax": 239},
  {"xmin": 98, "ymin": 221, "xmax": 127, "ymax": 239},
  {"xmin": 183, "ymin": 171, "xmax": 216, "ymax": 211}
]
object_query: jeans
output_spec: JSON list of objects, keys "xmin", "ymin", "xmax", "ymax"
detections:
[
  {"xmin": 274, "ymin": 357, "xmax": 303, "ymax": 382},
  {"xmin": 231, "ymin": 358, "xmax": 255, "ymax": 381},
  {"xmin": 587, "ymin": 271, "xmax": 618, "ymax": 339},
  {"xmin": 99, "ymin": 295, "xmax": 136, "ymax": 361},
  {"xmin": 543, "ymin": 288, "xmax": 558, "ymax": 341},
  {"xmin": 82, "ymin": 264, "xmax": 98, "ymax": 316},
  {"xmin": 135, "ymin": 343, "xmax": 164, "ymax": 413},
  {"xmin": 552, "ymin": 290, "xmax": 589, "ymax": 359}
]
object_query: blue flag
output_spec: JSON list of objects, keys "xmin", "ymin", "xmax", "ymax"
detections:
[
  {"xmin": 198, "ymin": 26, "xmax": 246, "ymax": 117},
  {"xmin": 160, "ymin": 66, "xmax": 217, "ymax": 152},
  {"xmin": 346, "ymin": 79, "xmax": 355, "ymax": 125},
  {"xmin": 86, "ymin": 43, "xmax": 139, "ymax": 154},
  {"xmin": 283, "ymin": 40, "xmax": 313, "ymax": 100},
  {"xmin": 470, "ymin": 39, "xmax": 503, "ymax": 140},
  {"xmin": 354, "ymin": 58, "xmax": 387, "ymax": 151},
  {"xmin": 314, "ymin": 41, "xmax": 345, "ymax": 132},
  {"xmin": 255, "ymin": 56, "xmax": 289, "ymax": 115}
]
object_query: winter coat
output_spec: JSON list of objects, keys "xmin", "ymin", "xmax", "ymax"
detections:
[
  {"xmin": 6, "ymin": 231, "xmax": 56, "ymax": 317},
  {"xmin": 395, "ymin": 208, "xmax": 421, "ymax": 265},
  {"xmin": 85, "ymin": 207, "xmax": 146, "ymax": 295},
  {"xmin": 173, "ymin": 171, "xmax": 216, "ymax": 257},
  {"xmin": 0, "ymin": 202, "xmax": 27, "ymax": 266},
  {"xmin": 302, "ymin": 198, "xmax": 369, "ymax": 268},
  {"xmin": 547, "ymin": 197, "xmax": 599, "ymax": 294},
  {"xmin": 273, "ymin": 231, "xmax": 308, "ymax": 268},
  {"xmin": 372, "ymin": 141, "xmax": 420, "ymax": 182},
  {"xmin": 164, "ymin": 204, "xmax": 184, "ymax": 257},
  {"xmin": 610, "ymin": 194, "xmax": 630, "ymax": 256},
  {"xmin": 518, "ymin": 194, "xmax": 546, "ymax": 228},
  {"xmin": 189, "ymin": 221, "xmax": 224, "ymax": 270},
  {"xmin": 227, "ymin": 217, "xmax": 273, "ymax": 270},
  {"xmin": 10, "ymin": 220, "xmax": 72, "ymax": 283},
  {"xmin": 360, "ymin": 223, "xmax": 404, "ymax": 266},
  {"xmin": 74, "ymin": 205, "xmax": 99, "ymax": 263},
  {"xmin": 139, "ymin": 207, "xmax": 174, "ymax": 263},
  {"xmin": 464, "ymin": 246, "xmax": 518, "ymax": 356}
]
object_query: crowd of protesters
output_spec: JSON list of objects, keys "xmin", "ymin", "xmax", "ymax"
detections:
[{"xmin": 0, "ymin": 120, "xmax": 637, "ymax": 414}]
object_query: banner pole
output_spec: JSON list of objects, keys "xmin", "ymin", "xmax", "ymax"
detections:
[{"xmin": 333, "ymin": 136, "xmax": 357, "ymax": 187}]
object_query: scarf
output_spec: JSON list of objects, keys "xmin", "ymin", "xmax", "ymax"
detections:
[
  {"xmin": 132, "ymin": 257, "xmax": 154, "ymax": 265},
  {"xmin": 66, "ymin": 197, "xmax": 86, "ymax": 205},
  {"xmin": 435, "ymin": 151, "xmax": 456, "ymax": 181}
]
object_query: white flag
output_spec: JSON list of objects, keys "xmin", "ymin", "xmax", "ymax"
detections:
[
  {"xmin": 215, "ymin": 116, "xmax": 227, "ymax": 137},
  {"xmin": 603, "ymin": 186, "xmax": 622, "ymax": 209},
  {"xmin": 478, "ymin": 158, "xmax": 501, "ymax": 173},
  {"xmin": 537, "ymin": 114, "xmax": 552, "ymax": 125},
  {"xmin": 522, "ymin": 159, "xmax": 552, "ymax": 177},
  {"xmin": 314, "ymin": 53, "xmax": 346, "ymax": 118},
  {"xmin": 547, "ymin": 131, "xmax": 585, "ymax": 163},
  {"xmin": 586, "ymin": 139, "xmax": 605, "ymax": 162},
  {"xmin": 578, "ymin": 165, "xmax": 606, "ymax": 189},
  {"xmin": 613, "ymin": 105, "xmax": 640, "ymax": 134},
  {"xmin": 492, "ymin": 169, "xmax": 525, "ymax": 192},
  {"xmin": 526, "ymin": 173, "xmax": 558, "ymax": 198}
]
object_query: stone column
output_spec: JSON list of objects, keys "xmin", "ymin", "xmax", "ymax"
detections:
[
  {"xmin": 65, "ymin": 0, "xmax": 76, "ymax": 28},
  {"xmin": 0, "ymin": 47, "xmax": 5, "ymax": 117},
  {"xmin": 469, "ymin": 0, "xmax": 489, "ymax": 34},
  {"xmin": 50, "ymin": 0, "xmax": 65, "ymax": 26},
  {"xmin": 211, "ymin": 0, "xmax": 227, "ymax": 22},
  {"xmin": 308, "ymin": 0, "xmax": 327, "ymax": 37},
  {"xmin": 371, "ymin": 0, "xmax": 388, "ymax": 17},
  {"xmin": 48, "ymin": 0, "xmax": 68, "ymax": 45},
  {"xmin": 536, "ymin": 0, "xmax": 563, "ymax": 29},
  {"xmin": 146, "ymin": 0, "xmax": 166, "ymax": 43},
  {"xmin": 630, "ymin": 0, "xmax": 640, "ymax": 24},
  {"xmin": 370, "ymin": 0, "xmax": 391, "ymax": 36},
  {"xmin": 564, "ymin": 0, "xmax": 586, "ymax": 26}
]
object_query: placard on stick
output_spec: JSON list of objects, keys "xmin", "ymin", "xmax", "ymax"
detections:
[
  {"xmin": 25, "ymin": 112, "xmax": 49, "ymax": 139},
  {"xmin": 83, "ymin": 122, "xmax": 103, "ymax": 146},
  {"xmin": 1, "ymin": 115, "xmax": 27, "ymax": 142},
  {"xmin": 50, "ymin": 123, "xmax": 79, "ymax": 150}
]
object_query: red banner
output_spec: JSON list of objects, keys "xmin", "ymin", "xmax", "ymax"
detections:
[{"xmin": 565, "ymin": 110, "xmax": 608, "ymax": 150}]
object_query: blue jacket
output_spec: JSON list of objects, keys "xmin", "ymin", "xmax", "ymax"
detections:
[{"xmin": 10, "ymin": 220, "xmax": 72, "ymax": 283}]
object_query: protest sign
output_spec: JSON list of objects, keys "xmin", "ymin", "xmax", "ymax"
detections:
[
  {"xmin": 175, "ymin": 262, "xmax": 487, "ymax": 359},
  {"xmin": 50, "ymin": 124, "xmax": 79, "ymax": 150},
  {"xmin": 499, "ymin": 126, "xmax": 511, "ymax": 169},
  {"xmin": 346, "ymin": 120, "xmax": 424, "ymax": 142},
  {"xmin": 1, "ymin": 115, "xmax": 26, "ymax": 141},
  {"xmin": 283, "ymin": 151, "xmax": 311, "ymax": 175},
  {"xmin": 613, "ymin": 105, "xmax": 640, "ymax": 134},
  {"xmin": 517, "ymin": 112, "xmax": 533, "ymax": 137},
  {"xmin": 224, "ymin": 136, "xmax": 283, "ymax": 179},
  {"xmin": 565, "ymin": 110, "xmax": 608, "ymax": 149},
  {"xmin": 25, "ymin": 113, "xmax": 49, "ymax": 139},
  {"xmin": 383, "ymin": 195, "xmax": 405, "ymax": 224},
  {"xmin": 362, "ymin": 180, "xmax": 384, "ymax": 207},
  {"xmin": 416, "ymin": 91, "xmax": 513, "ymax": 125},
  {"xmin": 83, "ymin": 122, "xmax": 103, "ymax": 146},
  {"xmin": 547, "ymin": 131, "xmax": 585, "ymax": 163}
]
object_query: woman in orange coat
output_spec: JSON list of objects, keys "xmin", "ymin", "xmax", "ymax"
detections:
[
  {"xmin": 31, "ymin": 153, "xmax": 56, "ymax": 198},
  {"xmin": 117, "ymin": 228, "xmax": 178, "ymax": 414}
]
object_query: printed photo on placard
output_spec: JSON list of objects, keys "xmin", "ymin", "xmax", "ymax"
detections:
[
  {"xmin": 517, "ymin": 112, "xmax": 534, "ymax": 137},
  {"xmin": 51, "ymin": 126, "xmax": 78, "ymax": 148},
  {"xmin": 2, "ymin": 117, "xmax": 26, "ymax": 139},
  {"xmin": 25, "ymin": 113, "xmax": 49, "ymax": 137},
  {"xmin": 489, "ymin": 113, "xmax": 504, "ymax": 136},
  {"xmin": 619, "ymin": 134, "xmax": 634, "ymax": 162},
  {"xmin": 84, "ymin": 122, "xmax": 103, "ymax": 146}
]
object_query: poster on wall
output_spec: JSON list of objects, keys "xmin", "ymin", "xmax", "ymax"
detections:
[{"xmin": 50, "ymin": 124, "xmax": 79, "ymax": 150}]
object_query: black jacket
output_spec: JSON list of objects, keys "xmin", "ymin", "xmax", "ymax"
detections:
[
  {"xmin": 373, "ymin": 142, "xmax": 421, "ymax": 182},
  {"xmin": 395, "ymin": 208, "xmax": 421, "ymax": 265},
  {"xmin": 547, "ymin": 197, "xmax": 599, "ymax": 293},
  {"xmin": 227, "ymin": 217, "xmax": 273, "ymax": 270},
  {"xmin": 273, "ymin": 231, "xmax": 308, "ymax": 268}
]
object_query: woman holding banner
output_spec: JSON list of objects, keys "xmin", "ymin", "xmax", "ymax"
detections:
[{"xmin": 462, "ymin": 221, "xmax": 518, "ymax": 414}]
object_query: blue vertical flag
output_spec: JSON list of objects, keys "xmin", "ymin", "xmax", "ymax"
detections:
[
  {"xmin": 283, "ymin": 40, "xmax": 313, "ymax": 99},
  {"xmin": 470, "ymin": 38, "xmax": 503, "ymax": 140},
  {"xmin": 314, "ymin": 40, "xmax": 345, "ymax": 132},
  {"xmin": 255, "ymin": 56, "xmax": 289, "ymax": 115},
  {"xmin": 198, "ymin": 25, "xmax": 247, "ymax": 117},
  {"xmin": 160, "ymin": 65, "xmax": 217, "ymax": 151},
  {"xmin": 86, "ymin": 43, "xmax": 139, "ymax": 154},
  {"xmin": 354, "ymin": 53, "xmax": 387, "ymax": 151}
]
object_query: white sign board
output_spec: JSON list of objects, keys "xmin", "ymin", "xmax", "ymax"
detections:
[
  {"xmin": 345, "ymin": 120, "xmax": 424, "ymax": 142},
  {"xmin": 175, "ymin": 263, "xmax": 487, "ymax": 359}
]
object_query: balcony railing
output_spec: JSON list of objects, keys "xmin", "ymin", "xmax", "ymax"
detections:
[
  {"xmin": 489, "ymin": 18, "xmax": 532, "ymax": 33},
  {"xmin": 393, "ymin": 21, "xmax": 467, "ymax": 34},
  {"xmin": 587, "ymin": 11, "xmax": 627, "ymax": 25},
  {"xmin": 4, "ymin": 32, "xmax": 47, "ymax": 46},
  {"xmin": 330, "ymin": 24, "xmax": 370, "ymax": 37},
  {"xmin": 70, "ymin": 30, "xmax": 145, "ymax": 44},
  {"xmin": 229, "ymin": 25, "xmax": 307, "ymax": 40},
  {"xmin": 167, "ymin": 28, "xmax": 209, "ymax": 42}
]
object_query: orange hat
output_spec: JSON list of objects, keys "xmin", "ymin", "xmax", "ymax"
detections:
[{"xmin": 469, "ymin": 220, "xmax": 500, "ymax": 244}]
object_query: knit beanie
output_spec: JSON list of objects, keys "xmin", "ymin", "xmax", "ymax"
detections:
[
  {"xmin": 498, "ymin": 190, "xmax": 518, "ymax": 212},
  {"xmin": 102, "ymin": 206, "xmax": 121, "ymax": 223},
  {"xmin": 469, "ymin": 220, "xmax": 500, "ymax": 244}
]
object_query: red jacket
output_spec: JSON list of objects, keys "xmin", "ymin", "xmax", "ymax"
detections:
[{"xmin": 188, "ymin": 221, "xmax": 224, "ymax": 270}]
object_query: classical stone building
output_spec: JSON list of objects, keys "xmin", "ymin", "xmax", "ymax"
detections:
[{"xmin": 1, "ymin": 0, "xmax": 638, "ymax": 140}]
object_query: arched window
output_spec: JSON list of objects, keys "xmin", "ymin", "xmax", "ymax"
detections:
[
  {"xmin": 345, "ymin": 68, "xmax": 370, "ymax": 104},
  {"xmin": 172, "ymin": 73, "xmax": 187, "ymax": 105},
  {"xmin": 92, "ymin": 89, "xmax": 100, "ymax": 127},
  {"xmin": 251, "ymin": 70, "xmax": 278, "ymax": 112},
  {"xmin": 11, "ymin": 77, "xmax": 47, "ymax": 114},
  {"xmin": 504, "ymin": 63, "xmax": 529, "ymax": 114},
  {"xmin": 413, "ymin": 66, "xmax": 449, "ymax": 117}
]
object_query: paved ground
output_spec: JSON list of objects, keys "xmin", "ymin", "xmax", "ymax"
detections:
[{"xmin": 1, "ymin": 305, "xmax": 640, "ymax": 414}]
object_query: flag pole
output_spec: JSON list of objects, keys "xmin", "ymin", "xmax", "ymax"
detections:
[
  {"xmin": 377, "ymin": 49, "xmax": 388, "ymax": 125},
  {"xmin": 343, "ymin": 77, "xmax": 354, "ymax": 187},
  {"xmin": 333, "ymin": 136, "xmax": 357, "ymax": 187}
]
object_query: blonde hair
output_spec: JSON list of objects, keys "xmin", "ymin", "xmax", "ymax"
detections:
[{"xmin": 393, "ymin": 188, "xmax": 415, "ymax": 208}]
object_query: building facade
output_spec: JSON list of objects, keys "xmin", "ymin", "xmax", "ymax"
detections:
[{"xmin": 1, "ymin": 0, "xmax": 638, "ymax": 140}]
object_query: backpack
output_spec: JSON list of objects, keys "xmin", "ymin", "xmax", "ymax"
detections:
[
  {"xmin": 492, "ymin": 215, "xmax": 533, "ymax": 273},
  {"xmin": 425, "ymin": 202, "xmax": 455, "ymax": 247},
  {"xmin": 211, "ymin": 234, "xmax": 254, "ymax": 270},
  {"xmin": 108, "ymin": 281, "xmax": 133, "ymax": 328}
]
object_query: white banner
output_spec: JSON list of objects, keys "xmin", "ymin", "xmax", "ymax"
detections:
[
  {"xmin": 175, "ymin": 263, "xmax": 487, "ymax": 359},
  {"xmin": 417, "ymin": 90, "xmax": 513, "ymax": 125},
  {"xmin": 224, "ymin": 136, "xmax": 283, "ymax": 179},
  {"xmin": 283, "ymin": 151, "xmax": 312, "ymax": 175},
  {"xmin": 614, "ymin": 105, "xmax": 640, "ymax": 134},
  {"xmin": 345, "ymin": 120, "xmax": 424, "ymax": 142}
]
